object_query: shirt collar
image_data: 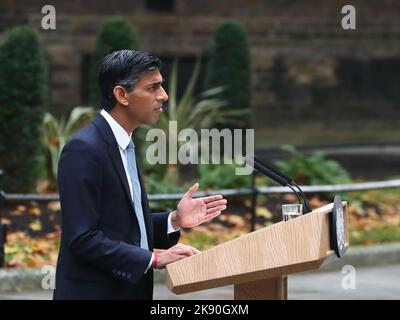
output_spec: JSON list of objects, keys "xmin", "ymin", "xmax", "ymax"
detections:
[{"xmin": 100, "ymin": 109, "xmax": 132, "ymax": 150}]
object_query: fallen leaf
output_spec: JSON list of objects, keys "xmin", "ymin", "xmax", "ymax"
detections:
[
  {"xmin": 9, "ymin": 210, "xmax": 23, "ymax": 216},
  {"xmin": 34, "ymin": 240, "xmax": 50, "ymax": 253},
  {"xmin": 243, "ymin": 200, "xmax": 251, "ymax": 207},
  {"xmin": 207, "ymin": 223, "xmax": 226, "ymax": 232},
  {"xmin": 47, "ymin": 201, "xmax": 61, "ymax": 212},
  {"xmin": 6, "ymin": 231, "xmax": 28, "ymax": 242},
  {"xmin": 0, "ymin": 218, "xmax": 11, "ymax": 225},
  {"xmin": 7, "ymin": 253, "xmax": 27, "ymax": 268},
  {"xmin": 28, "ymin": 207, "xmax": 41, "ymax": 216},
  {"xmin": 309, "ymin": 196, "xmax": 328, "ymax": 208},
  {"xmin": 44, "ymin": 231, "xmax": 61, "ymax": 240},
  {"xmin": 16, "ymin": 205, "xmax": 26, "ymax": 212},
  {"xmin": 27, "ymin": 255, "xmax": 45, "ymax": 267},
  {"xmin": 225, "ymin": 215, "xmax": 247, "ymax": 228},
  {"xmin": 29, "ymin": 220, "xmax": 42, "ymax": 232},
  {"xmin": 256, "ymin": 207, "xmax": 273, "ymax": 219}
]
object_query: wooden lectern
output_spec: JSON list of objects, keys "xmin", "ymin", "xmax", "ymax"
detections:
[{"xmin": 166, "ymin": 201, "xmax": 349, "ymax": 300}]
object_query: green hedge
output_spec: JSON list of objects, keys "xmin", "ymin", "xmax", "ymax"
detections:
[{"xmin": 0, "ymin": 26, "xmax": 48, "ymax": 192}]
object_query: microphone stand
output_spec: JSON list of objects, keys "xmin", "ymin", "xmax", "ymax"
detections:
[{"xmin": 248, "ymin": 156, "xmax": 313, "ymax": 214}]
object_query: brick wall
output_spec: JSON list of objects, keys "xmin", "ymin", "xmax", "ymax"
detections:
[{"xmin": 0, "ymin": 0, "xmax": 399, "ymax": 133}]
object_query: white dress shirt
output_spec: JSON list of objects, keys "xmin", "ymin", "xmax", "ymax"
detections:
[{"xmin": 100, "ymin": 109, "xmax": 179, "ymax": 271}]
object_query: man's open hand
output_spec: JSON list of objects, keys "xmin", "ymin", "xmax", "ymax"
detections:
[{"xmin": 171, "ymin": 183, "xmax": 227, "ymax": 229}]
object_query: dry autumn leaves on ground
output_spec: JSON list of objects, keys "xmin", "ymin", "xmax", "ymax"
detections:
[{"xmin": 2, "ymin": 189, "xmax": 400, "ymax": 268}]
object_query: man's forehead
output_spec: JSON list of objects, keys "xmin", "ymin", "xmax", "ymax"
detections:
[{"xmin": 139, "ymin": 69, "xmax": 163, "ymax": 84}]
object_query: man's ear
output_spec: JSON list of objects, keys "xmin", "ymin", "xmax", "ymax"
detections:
[{"xmin": 113, "ymin": 86, "xmax": 129, "ymax": 106}]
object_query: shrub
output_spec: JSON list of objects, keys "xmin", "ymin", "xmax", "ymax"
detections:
[
  {"xmin": 144, "ymin": 166, "xmax": 189, "ymax": 212},
  {"xmin": 198, "ymin": 163, "xmax": 252, "ymax": 190},
  {"xmin": 89, "ymin": 16, "xmax": 139, "ymax": 107},
  {"xmin": 204, "ymin": 21, "xmax": 252, "ymax": 129},
  {"xmin": 274, "ymin": 145, "xmax": 352, "ymax": 185},
  {"xmin": 0, "ymin": 26, "xmax": 48, "ymax": 192}
]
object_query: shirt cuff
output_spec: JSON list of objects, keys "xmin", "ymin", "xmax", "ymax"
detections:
[
  {"xmin": 167, "ymin": 211, "xmax": 180, "ymax": 234},
  {"xmin": 144, "ymin": 253, "xmax": 154, "ymax": 274}
]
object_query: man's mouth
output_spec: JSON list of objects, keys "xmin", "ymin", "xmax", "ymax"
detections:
[{"xmin": 154, "ymin": 105, "xmax": 163, "ymax": 112}]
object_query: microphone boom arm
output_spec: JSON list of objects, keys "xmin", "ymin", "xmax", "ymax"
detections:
[{"xmin": 248, "ymin": 155, "xmax": 313, "ymax": 214}]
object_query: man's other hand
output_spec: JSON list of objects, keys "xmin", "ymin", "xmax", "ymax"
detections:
[{"xmin": 155, "ymin": 243, "xmax": 201, "ymax": 269}]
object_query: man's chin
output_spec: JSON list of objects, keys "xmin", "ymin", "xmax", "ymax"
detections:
[{"xmin": 144, "ymin": 116, "xmax": 160, "ymax": 126}]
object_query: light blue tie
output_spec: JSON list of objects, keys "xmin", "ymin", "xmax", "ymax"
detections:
[{"xmin": 126, "ymin": 140, "xmax": 149, "ymax": 250}]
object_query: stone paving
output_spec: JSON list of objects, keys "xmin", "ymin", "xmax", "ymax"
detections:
[{"xmin": 1, "ymin": 264, "xmax": 399, "ymax": 300}]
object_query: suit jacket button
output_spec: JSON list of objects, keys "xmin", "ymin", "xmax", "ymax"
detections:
[{"xmin": 122, "ymin": 272, "xmax": 126, "ymax": 277}]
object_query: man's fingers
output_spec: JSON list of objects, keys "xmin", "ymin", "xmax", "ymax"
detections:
[
  {"xmin": 172, "ymin": 245, "xmax": 194, "ymax": 256},
  {"xmin": 172, "ymin": 248, "xmax": 193, "ymax": 257},
  {"xmin": 206, "ymin": 205, "xmax": 227, "ymax": 215},
  {"xmin": 203, "ymin": 210, "xmax": 222, "ymax": 222},
  {"xmin": 206, "ymin": 199, "xmax": 227, "ymax": 208},
  {"xmin": 172, "ymin": 254, "xmax": 187, "ymax": 262},
  {"xmin": 188, "ymin": 246, "xmax": 201, "ymax": 254},
  {"xmin": 172, "ymin": 244, "xmax": 201, "ymax": 256},
  {"xmin": 159, "ymin": 244, "xmax": 201, "ymax": 268},
  {"xmin": 202, "ymin": 195, "xmax": 223, "ymax": 204}
]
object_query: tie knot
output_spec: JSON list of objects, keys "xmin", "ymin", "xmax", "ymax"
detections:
[{"xmin": 127, "ymin": 140, "xmax": 135, "ymax": 150}]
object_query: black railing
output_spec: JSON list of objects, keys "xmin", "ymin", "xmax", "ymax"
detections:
[{"xmin": 1, "ymin": 174, "xmax": 400, "ymax": 268}]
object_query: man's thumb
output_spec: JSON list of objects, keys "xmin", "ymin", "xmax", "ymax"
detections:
[{"xmin": 186, "ymin": 182, "xmax": 199, "ymax": 197}]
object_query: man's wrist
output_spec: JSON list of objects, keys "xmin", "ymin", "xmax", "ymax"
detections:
[
  {"xmin": 152, "ymin": 252, "xmax": 158, "ymax": 269},
  {"xmin": 171, "ymin": 210, "xmax": 180, "ymax": 230}
]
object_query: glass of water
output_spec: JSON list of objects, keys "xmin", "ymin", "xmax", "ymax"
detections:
[{"xmin": 282, "ymin": 204, "xmax": 303, "ymax": 221}]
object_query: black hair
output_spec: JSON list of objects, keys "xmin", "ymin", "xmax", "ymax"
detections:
[{"xmin": 98, "ymin": 50, "xmax": 162, "ymax": 111}]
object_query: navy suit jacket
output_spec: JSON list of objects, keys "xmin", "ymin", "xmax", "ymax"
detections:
[{"xmin": 53, "ymin": 114, "xmax": 180, "ymax": 300}]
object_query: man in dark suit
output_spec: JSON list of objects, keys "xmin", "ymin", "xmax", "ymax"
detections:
[{"xmin": 54, "ymin": 50, "xmax": 227, "ymax": 300}]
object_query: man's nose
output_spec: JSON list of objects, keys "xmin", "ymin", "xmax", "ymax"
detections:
[{"xmin": 159, "ymin": 86, "xmax": 168, "ymax": 102}]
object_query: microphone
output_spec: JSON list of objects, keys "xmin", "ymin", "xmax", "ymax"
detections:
[
  {"xmin": 252, "ymin": 159, "xmax": 289, "ymax": 187},
  {"xmin": 247, "ymin": 155, "xmax": 312, "ymax": 213},
  {"xmin": 253, "ymin": 156, "xmax": 292, "ymax": 185}
]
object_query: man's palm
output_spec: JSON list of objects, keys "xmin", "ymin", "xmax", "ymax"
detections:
[{"xmin": 176, "ymin": 183, "xmax": 227, "ymax": 228}]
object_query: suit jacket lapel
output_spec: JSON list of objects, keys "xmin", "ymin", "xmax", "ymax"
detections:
[
  {"xmin": 93, "ymin": 114, "xmax": 134, "ymax": 212},
  {"xmin": 108, "ymin": 143, "xmax": 134, "ymax": 207}
]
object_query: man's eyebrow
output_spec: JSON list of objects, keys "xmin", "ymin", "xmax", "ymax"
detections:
[{"xmin": 147, "ymin": 79, "xmax": 164, "ymax": 86}]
